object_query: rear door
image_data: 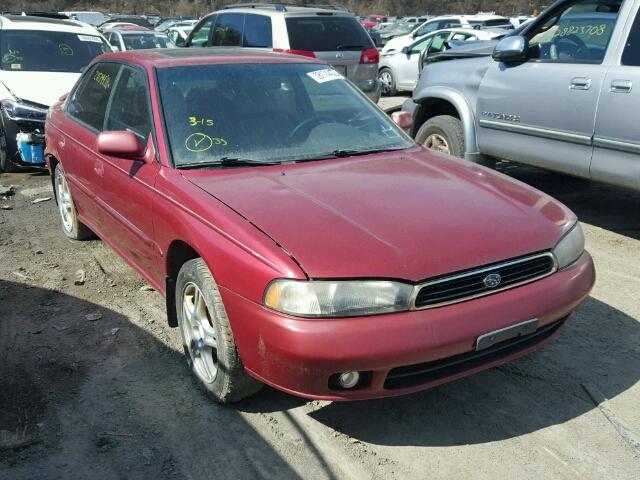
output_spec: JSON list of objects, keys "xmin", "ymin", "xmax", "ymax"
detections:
[
  {"xmin": 477, "ymin": 0, "xmax": 621, "ymax": 178},
  {"xmin": 285, "ymin": 14, "xmax": 376, "ymax": 84},
  {"xmin": 396, "ymin": 34, "xmax": 436, "ymax": 90},
  {"xmin": 62, "ymin": 62, "xmax": 121, "ymax": 222},
  {"xmin": 591, "ymin": 1, "xmax": 640, "ymax": 190}
]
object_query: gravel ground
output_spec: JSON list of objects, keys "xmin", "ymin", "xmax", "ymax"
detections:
[{"xmin": 0, "ymin": 164, "xmax": 639, "ymax": 480}]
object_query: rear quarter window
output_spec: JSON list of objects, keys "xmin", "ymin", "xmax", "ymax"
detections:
[{"xmin": 286, "ymin": 16, "xmax": 373, "ymax": 51}]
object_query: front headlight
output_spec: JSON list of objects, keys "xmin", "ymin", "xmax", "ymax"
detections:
[
  {"xmin": 0, "ymin": 99, "xmax": 48, "ymax": 123},
  {"xmin": 552, "ymin": 222, "xmax": 585, "ymax": 269},
  {"xmin": 263, "ymin": 279, "xmax": 413, "ymax": 318}
]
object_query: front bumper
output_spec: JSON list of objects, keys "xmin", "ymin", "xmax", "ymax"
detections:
[{"xmin": 221, "ymin": 252, "xmax": 595, "ymax": 401}]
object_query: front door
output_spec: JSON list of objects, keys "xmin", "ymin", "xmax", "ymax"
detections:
[
  {"xmin": 477, "ymin": 0, "xmax": 622, "ymax": 178},
  {"xmin": 592, "ymin": 1, "xmax": 640, "ymax": 190}
]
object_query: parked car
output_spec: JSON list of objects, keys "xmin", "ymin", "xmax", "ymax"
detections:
[
  {"xmin": 363, "ymin": 25, "xmax": 382, "ymax": 47},
  {"xmin": 382, "ymin": 14, "xmax": 511, "ymax": 54},
  {"xmin": 99, "ymin": 22, "xmax": 142, "ymax": 32},
  {"xmin": 154, "ymin": 16, "xmax": 197, "ymax": 32},
  {"xmin": 105, "ymin": 29, "xmax": 174, "ymax": 51},
  {"xmin": 97, "ymin": 15, "xmax": 154, "ymax": 30},
  {"xmin": 403, "ymin": 0, "xmax": 640, "ymax": 191},
  {"xmin": 60, "ymin": 11, "xmax": 109, "ymax": 26},
  {"xmin": 362, "ymin": 14, "xmax": 387, "ymax": 28},
  {"xmin": 378, "ymin": 22, "xmax": 416, "ymax": 47},
  {"xmin": 379, "ymin": 28, "xmax": 505, "ymax": 95},
  {"xmin": 167, "ymin": 25, "xmax": 194, "ymax": 46},
  {"xmin": 398, "ymin": 16, "xmax": 429, "ymax": 25},
  {"xmin": 184, "ymin": 4, "xmax": 380, "ymax": 102},
  {"xmin": 45, "ymin": 48, "xmax": 594, "ymax": 403},
  {"xmin": 510, "ymin": 15, "xmax": 535, "ymax": 27},
  {"xmin": 0, "ymin": 14, "xmax": 111, "ymax": 171}
]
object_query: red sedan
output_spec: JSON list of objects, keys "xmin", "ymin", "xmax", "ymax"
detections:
[{"xmin": 44, "ymin": 49, "xmax": 595, "ymax": 403}]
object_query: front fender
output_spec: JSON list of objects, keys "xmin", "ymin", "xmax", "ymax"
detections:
[{"xmin": 411, "ymin": 86, "xmax": 480, "ymax": 161}]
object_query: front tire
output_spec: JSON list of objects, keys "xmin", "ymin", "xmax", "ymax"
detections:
[
  {"xmin": 378, "ymin": 68, "xmax": 397, "ymax": 96},
  {"xmin": 54, "ymin": 164, "xmax": 94, "ymax": 240},
  {"xmin": 176, "ymin": 258, "xmax": 262, "ymax": 403},
  {"xmin": 415, "ymin": 115, "xmax": 465, "ymax": 158},
  {"xmin": 0, "ymin": 138, "xmax": 18, "ymax": 173}
]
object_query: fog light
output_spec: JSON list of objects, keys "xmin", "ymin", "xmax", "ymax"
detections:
[{"xmin": 338, "ymin": 371, "xmax": 360, "ymax": 389}]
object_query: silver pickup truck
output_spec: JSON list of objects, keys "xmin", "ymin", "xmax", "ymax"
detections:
[{"xmin": 402, "ymin": 0, "xmax": 640, "ymax": 191}]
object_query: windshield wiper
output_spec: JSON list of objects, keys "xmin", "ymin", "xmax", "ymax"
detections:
[
  {"xmin": 296, "ymin": 147, "xmax": 409, "ymax": 163},
  {"xmin": 178, "ymin": 157, "xmax": 282, "ymax": 169}
]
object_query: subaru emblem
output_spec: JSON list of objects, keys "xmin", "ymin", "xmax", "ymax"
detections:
[{"xmin": 483, "ymin": 273, "xmax": 502, "ymax": 289}]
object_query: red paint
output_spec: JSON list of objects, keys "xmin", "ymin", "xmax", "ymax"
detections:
[{"xmin": 45, "ymin": 50, "xmax": 595, "ymax": 400}]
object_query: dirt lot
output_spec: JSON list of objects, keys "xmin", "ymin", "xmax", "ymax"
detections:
[{"xmin": 0, "ymin": 164, "xmax": 639, "ymax": 480}]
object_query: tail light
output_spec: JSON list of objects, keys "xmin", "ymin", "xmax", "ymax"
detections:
[
  {"xmin": 273, "ymin": 48, "xmax": 316, "ymax": 58},
  {"xmin": 360, "ymin": 48, "xmax": 379, "ymax": 64}
]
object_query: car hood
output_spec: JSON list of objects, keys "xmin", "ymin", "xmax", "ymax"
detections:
[
  {"xmin": 182, "ymin": 149, "xmax": 575, "ymax": 281},
  {"xmin": 0, "ymin": 71, "xmax": 80, "ymax": 106}
]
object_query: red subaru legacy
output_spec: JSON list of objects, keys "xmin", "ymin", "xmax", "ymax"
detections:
[{"xmin": 44, "ymin": 49, "xmax": 595, "ymax": 403}]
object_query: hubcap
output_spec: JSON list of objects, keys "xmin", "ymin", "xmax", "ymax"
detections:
[
  {"xmin": 56, "ymin": 170, "xmax": 75, "ymax": 233},
  {"xmin": 423, "ymin": 133, "xmax": 451, "ymax": 154},
  {"xmin": 181, "ymin": 282, "xmax": 218, "ymax": 384},
  {"xmin": 379, "ymin": 71, "xmax": 392, "ymax": 95}
]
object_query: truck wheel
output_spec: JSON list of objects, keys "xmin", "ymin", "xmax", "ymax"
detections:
[
  {"xmin": 415, "ymin": 115, "xmax": 465, "ymax": 158},
  {"xmin": 176, "ymin": 258, "xmax": 263, "ymax": 403},
  {"xmin": 378, "ymin": 68, "xmax": 397, "ymax": 96},
  {"xmin": 54, "ymin": 164, "xmax": 94, "ymax": 240}
]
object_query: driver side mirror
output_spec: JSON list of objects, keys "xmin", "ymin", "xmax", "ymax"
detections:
[
  {"xmin": 492, "ymin": 35, "xmax": 528, "ymax": 62},
  {"xmin": 401, "ymin": 46, "xmax": 410, "ymax": 55},
  {"xmin": 97, "ymin": 131, "xmax": 146, "ymax": 158}
]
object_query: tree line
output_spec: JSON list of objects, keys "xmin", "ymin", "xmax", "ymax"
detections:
[{"xmin": 0, "ymin": 0, "xmax": 547, "ymax": 17}]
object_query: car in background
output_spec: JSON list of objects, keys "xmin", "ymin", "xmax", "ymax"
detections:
[
  {"xmin": 0, "ymin": 14, "xmax": 111, "ymax": 171},
  {"xmin": 398, "ymin": 16, "xmax": 429, "ymax": 25},
  {"xmin": 97, "ymin": 15, "xmax": 154, "ymax": 30},
  {"xmin": 185, "ymin": 4, "xmax": 380, "ymax": 102},
  {"xmin": 155, "ymin": 16, "xmax": 197, "ymax": 32},
  {"xmin": 363, "ymin": 25, "xmax": 381, "ymax": 47},
  {"xmin": 378, "ymin": 22, "xmax": 416, "ymax": 47},
  {"xmin": 167, "ymin": 25, "xmax": 194, "ymax": 46},
  {"xmin": 45, "ymin": 48, "xmax": 593, "ymax": 403},
  {"xmin": 105, "ymin": 29, "xmax": 174, "ymax": 51},
  {"xmin": 362, "ymin": 14, "xmax": 387, "ymax": 28},
  {"xmin": 382, "ymin": 14, "xmax": 511, "ymax": 54},
  {"xmin": 99, "ymin": 22, "xmax": 143, "ymax": 32},
  {"xmin": 379, "ymin": 28, "xmax": 505, "ymax": 96},
  {"xmin": 510, "ymin": 15, "xmax": 535, "ymax": 27},
  {"xmin": 60, "ymin": 11, "xmax": 109, "ymax": 26}
]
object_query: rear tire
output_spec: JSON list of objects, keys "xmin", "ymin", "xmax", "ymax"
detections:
[
  {"xmin": 54, "ymin": 164, "xmax": 94, "ymax": 240},
  {"xmin": 176, "ymin": 258, "xmax": 263, "ymax": 403},
  {"xmin": 0, "ymin": 142, "xmax": 18, "ymax": 173},
  {"xmin": 378, "ymin": 68, "xmax": 397, "ymax": 96},
  {"xmin": 415, "ymin": 115, "xmax": 465, "ymax": 158}
]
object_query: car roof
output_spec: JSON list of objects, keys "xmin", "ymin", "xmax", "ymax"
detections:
[
  {"xmin": 0, "ymin": 14, "xmax": 99, "ymax": 34},
  {"xmin": 214, "ymin": 6, "xmax": 352, "ymax": 17},
  {"xmin": 98, "ymin": 47, "xmax": 324, "ymax": 68}
]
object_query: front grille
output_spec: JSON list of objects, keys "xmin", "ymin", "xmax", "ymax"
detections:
[
  {"xmin": 384, "ymin": 318, "xmax": 565, "ymax": 390},
  {"xmin": 413, "ymin": 253, "xmax": 556, "ymax": 309}
]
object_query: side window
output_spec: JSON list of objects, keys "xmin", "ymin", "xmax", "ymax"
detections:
[
  {"xmin": 243, "ymin": 14, "xmax": 272, "ymax": 48},
  {"xmin": 105, "ymin": 66, "xmax": 152, "ymax": 141},
  {"xmin": 409, "ymin": 36, "xmax": 432, "ymax": 55},
  {"xmin": 441, "ymin": 20, "xmax": 461, "ymax": 29},
  {"xmin": 527, "ymin": 0, "xmax": 621, "ymax": 64},
  {"xmin": 67, "ymin": 62, "xmax": 121, "ymax": 131},
  {"xmin": 622, "ymin": 7, "xmax": 640, "ymax": 66},
  {"xmin": 189, "ymin": 16, "xmax": 215, "ymax": 47},
  {"xmin": 417, "ymin": 21, "xmax": 439, "ymax": 36},
  {"xmin": 212, "ymin": 13, "xmax": 244, "ymax": 47},
  {"xmin": 426, "ymin": 32, "xmax": 450, "ymax": 55}
]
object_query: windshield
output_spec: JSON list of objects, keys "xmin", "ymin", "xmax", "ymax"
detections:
[
  {"xmin": 122, "ymin": 33, "xmax": 174, "ymax": 50},
  {"xmin": 157, "ymin": 63, "xmax": 413, "ymax": 168},
  {"xmin": 0, "ymin": 30, "xmax": 110, "ymax": 72}
]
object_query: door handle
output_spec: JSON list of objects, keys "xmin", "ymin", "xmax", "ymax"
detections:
[
  {"xmin": 610, "ymin": 79, "xmax": 633, "ymax": 93},
  {"xmin": 570, "ymin": 77, "xmax": 591, "ymax": 90}
]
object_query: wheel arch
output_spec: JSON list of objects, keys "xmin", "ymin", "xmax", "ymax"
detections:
[
  {"xmin": 165, "ymin": 239, "xmax": 204, "ymax": 327},
  {"xmin": 413, "ymin": 87, "xmax": 480, "ymax": 161},
  {"xmin": 46, "ymin": 154, "xmax": 59, "ymax": 204}
]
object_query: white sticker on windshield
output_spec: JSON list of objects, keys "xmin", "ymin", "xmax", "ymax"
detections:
[
  {"xmin": 78, "ymin": 35, "xmax": 103, "ymax": 43},
  {"xmin": 307, "ymin": 68, "xmax": 344, "ymax": 84}
]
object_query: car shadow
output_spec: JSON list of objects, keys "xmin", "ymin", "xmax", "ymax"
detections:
[
  {"xmin": 497, "ymin": 163, "xmax": 640, "ymax": 241},
  {"xmin": 0, "ymin": 279, "xmax": 305, "ymax": 479},
  {"xmin": 304, "ymin": 297, "xmax": 639, "ymax": 447}
]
